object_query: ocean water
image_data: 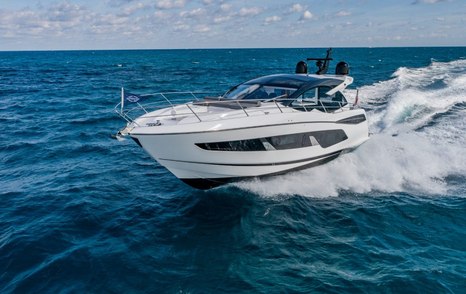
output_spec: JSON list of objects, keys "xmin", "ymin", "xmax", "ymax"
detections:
[{"xmin": 1, "ymin": 47, "xmax": 465, "ymax": 293}]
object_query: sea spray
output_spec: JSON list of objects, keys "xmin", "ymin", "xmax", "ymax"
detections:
[{"xmin": 236, "ymin": 59, "xmax": 466, "ymax": 197}]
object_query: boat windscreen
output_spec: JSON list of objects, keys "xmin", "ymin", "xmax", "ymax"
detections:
[
  {"xmin": 223, "ymin": 84, "xmax": 260, "ymax": 100},
  {"xmin": 223, "ymin": 84, "xmax": 297, "ymax": 100}
]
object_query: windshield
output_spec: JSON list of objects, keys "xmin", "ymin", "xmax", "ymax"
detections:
[
  {"xmin": 223, "ymin": 84, "xmax": 297, "ymax": 100},
  {"xmin": 223, "ymin": 84, "xmax": 260, "ymax": 100}
]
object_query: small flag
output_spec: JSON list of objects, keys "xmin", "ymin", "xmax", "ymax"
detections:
[{"xmin": 124, "ymin": 92, "xmax": 146, "ymax": 103}]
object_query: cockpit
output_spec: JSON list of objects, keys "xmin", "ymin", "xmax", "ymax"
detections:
[
  {"xmin": 290, "ymin": 85, "xmax": 347, "ymax": 111},
  {"xmin": 220, "ymin": 74, "xmax": 349, "ymax": 112}
]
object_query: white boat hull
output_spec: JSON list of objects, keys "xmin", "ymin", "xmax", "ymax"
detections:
[{"xmin": 130, "ymin": 108, "xmax": 369, "ymax": 189}]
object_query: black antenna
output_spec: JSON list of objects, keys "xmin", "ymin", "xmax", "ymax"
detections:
[{"xmin": 307, "ymin": 48, "xmax": 333, "ymax": 75}]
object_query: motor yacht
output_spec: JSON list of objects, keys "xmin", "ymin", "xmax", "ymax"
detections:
[{"xmin": 115, "ymin": 49, "xmax": 369, "ymax": 189}]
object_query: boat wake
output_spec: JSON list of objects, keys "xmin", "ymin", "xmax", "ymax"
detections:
[{"xmin": 235, "ymin": 59, "xmax": 466, "ymax": 197}]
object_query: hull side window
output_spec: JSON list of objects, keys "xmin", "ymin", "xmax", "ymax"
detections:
[{"xmin": 196, "ymin": 130, "xmax": 348, "ymax": 151}]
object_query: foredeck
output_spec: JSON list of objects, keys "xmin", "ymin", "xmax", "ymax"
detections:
[{"xmin": 114, "ymin": 91, "xmax": 356, "ymax": 129}]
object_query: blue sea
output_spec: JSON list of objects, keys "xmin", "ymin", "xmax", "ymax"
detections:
[{"xmin": 1, "ymin": 47, "xmax": 465, "ymax": 293}]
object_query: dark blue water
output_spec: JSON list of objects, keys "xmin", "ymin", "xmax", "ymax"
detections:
[{"xmin": 1, "ymin": 48, "xmax": 465, "ymax": 293}]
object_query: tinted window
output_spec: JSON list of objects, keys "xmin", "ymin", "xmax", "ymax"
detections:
[
  {"xmin": 223, "ymin": 84, "xmax": 260, "ymax": 100},
  {"xmin": 223, "ymin": 84, "xmax": 297, "ymax": 101},
  {"xmin": 196, "ymin": 130, "xmax": 348, "ymax": 151},
  {"xmin": 266, "ymin": 133, "xmax": 312, "ymax": 150},
  {"xmin": 318, "ymin": 86, "xmax": 346, "ymax": 103},
  {"xmin": 196, "ymin": 139, "xmax": 266, "ymax": 151},
  {"xmin": 311, "ymin": 130, "xmax": 348, "ymax": 148}
]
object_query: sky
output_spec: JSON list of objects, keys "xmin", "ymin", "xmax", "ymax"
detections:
[{"xmin": 0, "ymin": 0, "xmax": 464, "ymax": 50}]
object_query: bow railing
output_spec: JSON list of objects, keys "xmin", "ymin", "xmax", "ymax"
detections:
[{"xmin": 114, "ymin": 88, "xmax": 357, "ymax": 125}]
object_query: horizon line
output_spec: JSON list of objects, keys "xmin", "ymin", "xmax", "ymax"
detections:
[{"xmin": 1, "ymin": 45, "xmax": 465, "ymax": 53}]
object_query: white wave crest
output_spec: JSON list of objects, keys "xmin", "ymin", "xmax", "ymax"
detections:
[
  {"xmin": 235, "ymin": 132, "xmax": 466, "ymax": 197},
  {"xmin": 357, "ymin": 59, "xmax": 466, "ymax": 134}
]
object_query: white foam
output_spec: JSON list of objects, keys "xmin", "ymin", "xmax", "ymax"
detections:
[
  {"xmin": 235, "ymin": 60, "xmax": 466, "ymax": 198},
  {"xmin": 235, "ymin": 132, "xmax": 466, "ymax": 198},
  {"xmin": 356, "ymin": 59, "xmax": 466, "ymax": 134}
]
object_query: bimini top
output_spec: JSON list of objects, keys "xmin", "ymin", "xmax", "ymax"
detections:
[
  {"xmin": 222, "ymin": 73, "xmax": 352, "ymax": 101},
  {"xmin": 246, "ymin": 74, "xmax": 346, "ymax": 94},
  {"xmin": 246, "ymin": 74, "xmax": 343, "ymax": 87}
]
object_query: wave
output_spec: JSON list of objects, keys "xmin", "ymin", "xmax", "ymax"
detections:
[
  {"xmin": 356, "ymin": 59, "xmax": 466, "ymax": 134},
  {"xmin": 235, "ymin": 59, "xmax": 466, "ymax": 197}
]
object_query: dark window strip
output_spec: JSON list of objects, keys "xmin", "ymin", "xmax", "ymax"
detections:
[
  {"xmin": 337, "ymin": 114, "xmax": 366, "ymax": 124},
  {"xmin": 196, "ymin": 129, "xmax": 348, "ymax": 152}
]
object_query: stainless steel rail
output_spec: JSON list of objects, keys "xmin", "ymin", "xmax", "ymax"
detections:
[{"xmin": 114, "ymin": 90, "xmax": 355, "ymax": 125}]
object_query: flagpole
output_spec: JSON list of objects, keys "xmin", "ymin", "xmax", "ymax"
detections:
[{"xmin": 121, "ymin": 87, "xmax": 124, "ymax": 114}]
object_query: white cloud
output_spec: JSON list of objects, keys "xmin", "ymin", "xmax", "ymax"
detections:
[
  {"xmin": 1, "ymin": 0, "xmax": 463, "ymax": 50},
  {"xmin": 47, "ymin": 2, "xmax": 88, "ymax": 23},
  {"xmin": 121, "ymin": 2, "xmax": 151, "ymax": 16},
  {"xmin": 290, "ymin": 4, "xmax": 304, "ymax": 13},
  {"xmin": 336, "ymin": 10, "xmax": 351, "ymax": 17},
  {"xmin": 412, "ymin": 0, "xmax": 447, "ymax": 4},
  {"xmin": 180, "ymin": 8, "xmax": 205, "ymax": 18},
  {"xmin": 106, "ymin": 0, "xmax": 138, "ymax": 8},
  {"xmin": 173, "ymin": 21, "xmax": 189, "ymax": 31},
  {"xmin": 300, "ymin": 10, "xmax": 313, "ymax": 20},
  {"xmin": 0, "ymin": 2, "xmax": 93, "ymax": 37},
  {"xmin": 154, "ymin": 11, "xmax": 170, "ymax": 19},
  {"xmin": 213, "ymin": 15, "xmax": 232, "ymax": 24},
  {"xmin": 92, "ymin": 13, "xmax": 138, "ymax": 34},
  {"xmin": 264, "ymin": 15, "xmax": 282, "ymax": 25},
  {"xmin": 220, "ymin": 3, "xmax": 232, "ymax": 12},
  {"xmin": 156, "ymin": 0, "xmax": 186, "ymax": 9},
  {"xmin": 238, "ymin": 7, "xmax": 262, "ymax": 17},
  {"xmin": 193, "ymin": 24, "xmax": 210, "ymax": 33}
]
